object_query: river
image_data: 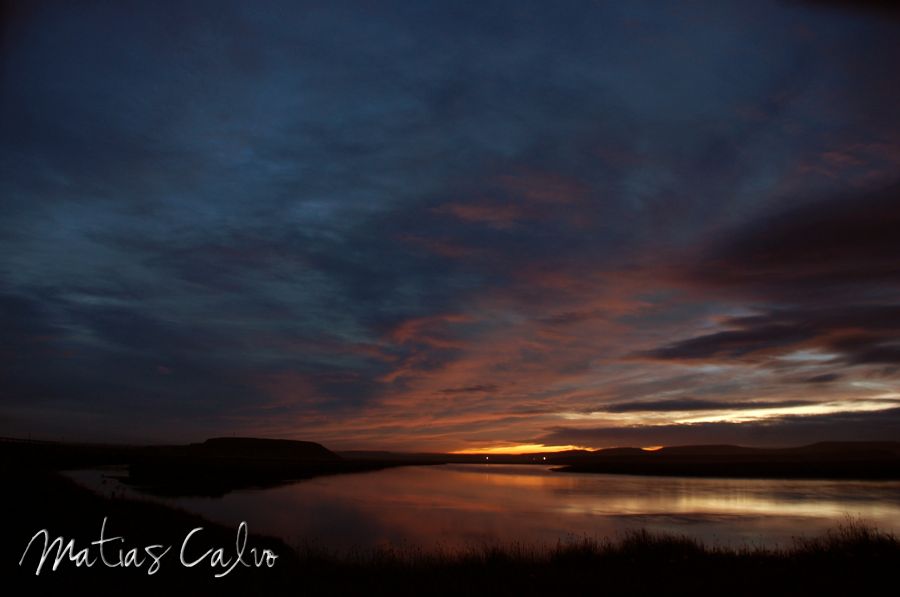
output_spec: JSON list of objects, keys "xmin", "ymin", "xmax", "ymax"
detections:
[{"xmin": 67, "ymin": 463, "xmax": 900, "ymax": 551}]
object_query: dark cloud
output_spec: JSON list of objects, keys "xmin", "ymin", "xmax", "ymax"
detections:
[
  {"xmin": 687, "ymin": 183, "xmax": 900, "ymax": 301},
  {"xmin": 439, "ymin": 385, "xmax": 500, "ymax": 395},
  {"xmin": 539, "ymin": 408, "xmax": 900, "ymax": 448},
  {"xmin": 803, "ymin": 373, "xmax": 841, "ymax": 383},
  {"xmin": 642, "ymin": 304, "xmax": 900, "ymax": 366},
  {"xmin": 793, "ymin": 1, "xmax": 900, "ymax": 19},
  {"xmin": 598, "ymin": 398, "xmax": 816, "ymax": 413},
  {"xmin": 642, "ymin": 324, "xmax": 817, "ymax": 361},
  {"xmin": 639, "ymin": 185, "xmax": 900, "ymax": 373}
]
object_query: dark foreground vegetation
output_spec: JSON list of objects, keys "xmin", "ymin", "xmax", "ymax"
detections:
[
  {"xmin": 2, "ymin": 466, "xmax": 898, "ymax": 596},
  {"xmin": 296, "ymin": 523, "xmax": 900, "ymax": 597}
]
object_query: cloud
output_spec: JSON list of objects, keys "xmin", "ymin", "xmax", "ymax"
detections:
[
  {"xmin": 539, "ymin": 407, "xmax": 900, "ymax": 448},
  {"xmin": 2, "ymin": 1, "xmax": 899, "ymax": 447},
  {"xmin": 684, "ymin": 183, "xmax": 900, "ymax": 301},
  {"xmin": 638, "ymin": 184, "xmax": 900, "ymax": 374},
  {"xmin": 794, "ymin": 1, "xmax": 900, "ymax": 19},
  {"xmin": 641, "ymin": 304, "xmax": 900, "ymax": 366},
  {"xmin": 641, "ymin": 323, "xmax": 817, "ymax": 361},
  {"xmin": 803, "ymin": 373, "xmax": 841, "ymax": 383},
  {"xmin": 439, "ymin": 384, "xmax": 500, "ymax": 395},
  {"xmin": 433, "ymin": 202, "xmax": 526, "ymax": 229},
  {"xmin": 597, "ymin": 398, "xmax": 817, "ymax": 413}
]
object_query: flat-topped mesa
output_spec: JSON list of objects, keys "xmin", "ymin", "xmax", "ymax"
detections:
[{"xmin": 195, "ymin": 437, "xmax": 341, "ymax": 461}]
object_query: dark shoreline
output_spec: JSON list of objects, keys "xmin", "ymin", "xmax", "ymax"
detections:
[
  {"xmin": 4, "ymin": 437, "xmax": 900, "ymax": 500},
  {"xmin": 4, "ymin": 437, "xmax": 900, "ymax": 596},
  {"xmin": 0, "ymin": 436, "xmax": 442, "ymax": 497},
  {"xmin": 2, "ymin": 468, "xmax": 899, "ymax": 596}
]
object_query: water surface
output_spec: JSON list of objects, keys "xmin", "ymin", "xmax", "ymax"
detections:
[{"xmin": 68, "ymin": 464, "xmax": 900, "ymax": 550}]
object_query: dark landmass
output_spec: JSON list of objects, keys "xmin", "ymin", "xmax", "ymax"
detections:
[
  {"xmin": 125, "ymin": 437, "xmax": 417, "ymax": 497},
  {"xmin": 199, "ymin": 436, "xmax": 340, "ymax": 460},
  {"xmin": 5, "ymin": 437, "xmax": 900, "ymax": 499},
  {"xmin": 4, "ymin": 437, "xmax": 900, "ymax": 595},
  {"xmin": 339, "ymin": 448, "xmax": 619, "ymax": 464},
  {"xmin": 1, "ymin": 465, "xmax": 898, "ymax": 596},
  {"xmin": 552, "ymin": 441, "xmax": 900, "ymax": 479},
  {"xmin": 0, "ymin": 436, "xmax": 436, "ymax": 497},
  {"xmin": 345, "ymin": 441, "xmax": 900, "ymax": 480}
]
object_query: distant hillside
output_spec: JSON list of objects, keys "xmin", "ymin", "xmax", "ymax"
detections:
[
  {"xmin": 123, "ymin": 437, "xmax": 353, "ymax": 496},
  {"xmin": 341, "ymin": 442, "xmax": 900, "ymax": 479},
  {"xmin": 195, "ymin": 437, "xmax": 340, "ymax": 461},
  {"xmin": 338, "ymin": 449, "xmax": 600, "ymax": 464},
  {"xmin": 651, "ymin": 442, "xmax": 900, "ymax": 458},
  {"xmin": 5, "ymin": 437, "xmax": 900, "ymax": 488}
]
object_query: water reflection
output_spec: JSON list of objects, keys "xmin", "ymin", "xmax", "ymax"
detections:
[{"xmin": 68, "ymin": 464, "xmax": 900, "ymax": 550}]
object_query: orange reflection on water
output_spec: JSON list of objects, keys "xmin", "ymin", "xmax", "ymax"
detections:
[{"xmin": 68, "ymin": 465, "xmax": 900, "ymax": 552}]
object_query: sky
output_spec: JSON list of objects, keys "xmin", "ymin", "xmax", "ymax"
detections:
[{"xmin": 1, "ymin": 0, "xmax": 899, "ymax": 451}]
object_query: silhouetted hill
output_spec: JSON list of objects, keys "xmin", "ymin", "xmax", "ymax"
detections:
[
  {"xmin": 338, "ymin": 441, "xmax": 900, "ymax": 479},
  {"xmin": 654, "ymin": 444, "xmax": 764, "ymax": 456},
  {"xmin": 5, "ymin": 437, "xmax": 900, "ymax": 491},
  {"xmin": 790, "ymin": 441, "xmax": 900, "ymax": 457},
  {"xmin": 127, "ymin": 438, "xmax": 423, "ymax": 496},
  {"xmin": 339, "ymin": 450, "xmax": 469, "ymax": 462},
  {"xmin": 193, "ymin": 437, "xmax": 340, "ymax": 461},
  {"xmin": 590, "ymin": 447, "xmax": 647, "ymax": 456},
  {"xmin": 651, "ymin": 442, "xmax": 900, "ymax": 458}
]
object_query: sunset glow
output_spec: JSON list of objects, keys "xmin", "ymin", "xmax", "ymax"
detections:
[
  {"xmin": 4, "ymin": 4, "xmax": 900, "ymax": 596},
  {"xmin": 1, "ymin": 0, "xmax": 898, "ymax": 451},
  {"xmin": 452, "ymin": 444, "xmax": 587, "ymax": 456}
]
